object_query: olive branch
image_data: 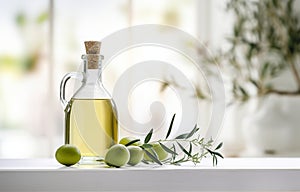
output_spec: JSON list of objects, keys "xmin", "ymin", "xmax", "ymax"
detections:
[{"xmin": 132, "ymin": 114, "xmax": 223, "ymax": 166}]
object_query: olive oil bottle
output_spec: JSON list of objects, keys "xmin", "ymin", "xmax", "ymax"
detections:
[{"xmin": 60, "ymin": 41, "xmax": 118, "ymax": 163}]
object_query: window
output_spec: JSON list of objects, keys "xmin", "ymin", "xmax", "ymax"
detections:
[{"xmin": 1, "ymin": 0, "xmax": 298, "ymax": 158}]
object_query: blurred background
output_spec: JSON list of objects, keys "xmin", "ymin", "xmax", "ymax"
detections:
[{"xmin": 0, "ymin": 0, "xmax": 300, "ymax": 158}]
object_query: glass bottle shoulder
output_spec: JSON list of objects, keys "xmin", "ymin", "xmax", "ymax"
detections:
[{"xmin": 72, "ymin": 81, "xmax": 112, "ymax": 100}]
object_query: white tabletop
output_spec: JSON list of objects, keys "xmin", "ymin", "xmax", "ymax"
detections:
[{"xmin": 0, "ymin": 158, "xmax": 300, "ymax": 191}]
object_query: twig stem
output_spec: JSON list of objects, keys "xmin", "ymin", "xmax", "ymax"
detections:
[{"xmin": 288, "ymin": 60, "xmax": 300, "ymax": 92}]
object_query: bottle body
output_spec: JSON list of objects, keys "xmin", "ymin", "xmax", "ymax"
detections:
[{"xmin": 68, "ymin": 98, "xmax": 118, "ymax": 159}]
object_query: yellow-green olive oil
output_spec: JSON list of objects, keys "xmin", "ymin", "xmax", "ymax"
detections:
[{"xmin": 68, "ymin": 99, "xmax": 118, "ymax": 159}]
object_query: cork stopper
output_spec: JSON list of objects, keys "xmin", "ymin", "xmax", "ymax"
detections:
[{"xmin": 84, "ymin": 41, "xmax": 101, "ymax": 69}]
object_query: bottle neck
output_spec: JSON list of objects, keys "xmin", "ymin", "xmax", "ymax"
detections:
[
  {"xmin": 84, "ymin": 69, "xmax": 102, "ymax": 85},
  {"xmin": 72, "ymin": 59, "xmax": 110, "ymax": 99}
]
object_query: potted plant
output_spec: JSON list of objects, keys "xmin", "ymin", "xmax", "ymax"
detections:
[{"xmin": 199, "ymin": 0, "xmax": 300, "ymax": 156}]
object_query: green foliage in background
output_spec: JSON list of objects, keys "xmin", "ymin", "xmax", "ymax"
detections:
[
  {"xmin": 0, "ymin": 11, "xmax": 48, "ymax": 73},
  {"xmin": 207, "ymin": 0, "xmax": 300, "ymax": 102}
]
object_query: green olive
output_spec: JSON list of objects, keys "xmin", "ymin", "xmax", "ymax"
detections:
[
  {"xmin": 105, "ymin": 144, "xmax": 130, "ymax": 167},
  {"xmin": 55, "ymin": 144, "xmax": 81, "ymax": 166},
  {"xmin": 127, "ymin": 146, "xmax": 144, "ymax": 166},
  {"xmin": 144, "ymin": 142, "xmax": 168, "ymax": 161},
  {"xmin": 119, "ymin": 136, "xmax": 142, "ymax": 146}
]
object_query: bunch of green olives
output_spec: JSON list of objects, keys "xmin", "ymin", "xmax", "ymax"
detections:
[
  {"xmin": 105, "ymin": 137, "xmax": 167, "ymax": 167},
  {"xmin": 55, "ymin": 136, "xmax": 168, "ymax": 167}
]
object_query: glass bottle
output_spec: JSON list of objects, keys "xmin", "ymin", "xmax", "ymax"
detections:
[{"xmin": 60, "ymin": 41, "xmax": 118, "ymax": 163}]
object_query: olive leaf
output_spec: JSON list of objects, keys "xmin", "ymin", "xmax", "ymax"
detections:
[
  {"xmin": 144, "ymin": 128, "xmax": 153, "ymax": 143},
  {"xmin": 206, "ymin": 148, "xmax": 224, "ymax": 159},
  {"xmin": 171, "ymin": 143, "xmax": 176, "ymax": 161},
  {"xmin": 214, "ymin": 152, "xmax": 224, "ymax": 159},
  {"xmin": 177, "ymin": 142, "xmax": 192, "ymax": 157},
  {"xmin": 142, "ymin": 160, "xmax": 149, "ymax": 164},
  {"xmin": 174, "ymin": 133, "xmax": 189, "ymax": 139},
  {"xmin": 215, "ymin": 142, "xmax": 223, "ymax": 150},
  {"xmin": 174, "ymin": 124, "xmax": 199, "ymax": 140},
  {"xmin": 165, "ymin": 114, "xmax": 176, "ymax": 139},
  {"xmin": 188, "ymin": 142, "xmax": 193, "ymax": 154},
  {"xmin": 141, "ymin": 143, "xmax": 153, "ymax": 148},
  {"xmin": 125, "ymin": 139, "xmax": 141, "ymax": 147},
  {"xmin": 159, "ymin": 142, "xmax": 178, "ymax": 155},
  {"xmin": 172, "ymin": 156, "xmax": 186, "ymax": 165},
  {"xmin": 143, "ymin": 148, "xmax": 162, "ymax": 165},
  {"xmin": 186, "ymin": 124, "xmax": 199, "ymax": 139}
]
